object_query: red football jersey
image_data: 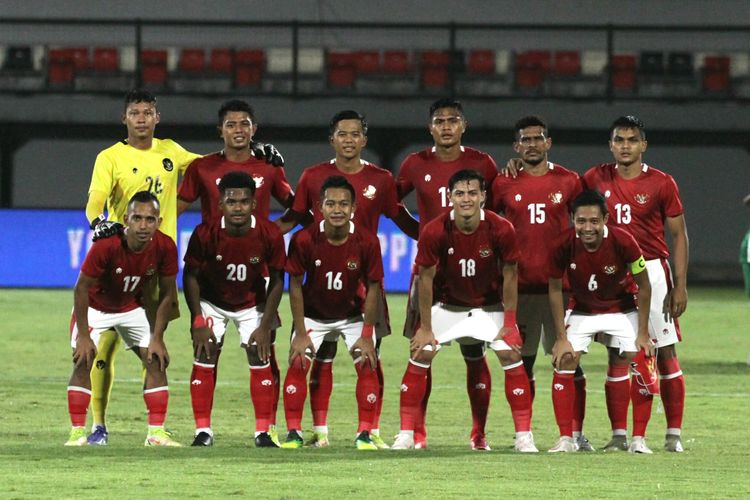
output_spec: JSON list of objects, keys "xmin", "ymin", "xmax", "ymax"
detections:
[
  {"xmin": 582, "ymin": 163, "xmax": 684, "ymax": 260},
  {"xmin": 549, "ymin": 225, "xmax": 643, "ymax": 314},
  {"xmin": 291, "ymin": 160, "xmax": 400, "ymax": 233},
  {"xmin": 415, "ymin": 210, "xmax": 520, "ymax": 307},
  {"xmin": 286, "ymin": 222, "xmax": 384, "ymax": 320},
  {"xmin": 396, "ymin": 146, "xmax": 498, "ymax": 232},
  {"xmin": 184, "ymin": 215, "xmax": 286, "ymax": 311},
  {"xmin": 491, "ymin": 162, "xmax": 582, "ymax": 293},
  {"xmin": 178, "ymin": 152, "xmax": 294, "ymax": 222},
  {"xmin": 81, "ymin": 230, "xmax": 178, "ymax": 313}
]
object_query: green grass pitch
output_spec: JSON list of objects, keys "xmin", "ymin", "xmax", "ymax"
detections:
[{"xmin": 1, "ymin": 287, "xmax": 749, "ymax": 498}]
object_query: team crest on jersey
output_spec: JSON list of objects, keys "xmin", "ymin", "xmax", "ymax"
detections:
[
  {"xmin": 249, "ymin": 256, "xmax": 261, "ymax": 264},
  {"xmin": 478, "ymin": 245, "xmax": 492, "ymax": 258},
  {"xmin": 549, "ymin": 192, "xmax": 563, "ymax": 204},
  {"xmin": 424, "ymin": 174, "xmax": 432, "ymax": 182},
  {"xmin": 162, "ymin": 158, "xmax": 174, "ymax": 172},
  {"xmin": 603, "ymin": 265, "xmax": 616, "ymax": 275},
  {"xmin": 362, "ymin": 185, "xmax": 377, "ymax": 200},
  {"xmin": 252, "ymin": 175, "xmax": 264, "ymax": 188},
  {"xmin": 115, "ymin": 267, "xmax": 123, "ymax": 274},
  {"xmin": 145, "ymin": 266, "xmax": 156, "ymax": 276},
  {"xmin": 347, "ymin": 259, "xmax": 359, "ymax": 270},
  {"xmin": 634, "ymin": 193, "xmax": 650, "ymax": 205}
]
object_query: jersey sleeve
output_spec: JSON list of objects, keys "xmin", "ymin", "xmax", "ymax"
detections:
[
  {"xmin": 618, "ymin": 228, "xmax": 645, "ymax": 265},
  {"xmin": 548, "ymin": 233, "xmax": 569, "ymax": 280},
  {"xmin": 661, "ymin": 175, "xmax": 684, "ymax": 218},
  {"xmin": 80, "ymin": 240, "xmax": 109, "ymax": 278},
  {"xmin": 265, "ymin": 223, "xmax": 287, "ymax": 271},
  {"xmin": 395, "ymin": 159, "xmax": 414, "ymax": 200},
  {"xmin": 414, "ymin": 222, "xmax": 442, "ymax": 268},
  {"xmin": 291, "ymin": 171, "xmax": 313, "ymax": 215},
  {"xmin": 158, "ymin": 234, "xmax": 179, "ymax": 276},
  {"xmin": 183, "ymin": 226, "xmax": 207, "ymax": 270},
  {"xmin": 490, "ymin": 177, "xmax": 506, "ymax": 213},
  {"xmin": 285, "ymin": 233, "xmax": 308, "ymax": 276},
  {"xmin": 173, "ymin": 142, "xmax": 202, "ymax": 175},
  {"xmin": 88, "ymin": 150, "xmax": 115, "ymax": 196},
  {"xmin": 271, "ymin": 167, "xmax": 295, "ymax": 207},
  {"xmin": 495, "ymin": 218, "xmax": 521, "ymax": 264},
  {"xmin": 381, "ymin": 174, "xmax": 401, "ymax": 219},
  {"xmin": 177, "ymin": 160, "xmax": 200, "ymax": 202},
  {"xmin": 364, "ymin": 234, "xmax": 385, "ymax": 282}
]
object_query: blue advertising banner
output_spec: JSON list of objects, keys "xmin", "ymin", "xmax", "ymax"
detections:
[{"xmin": 0, "ymin": 209, "xmax": 417, "ymax": 291}]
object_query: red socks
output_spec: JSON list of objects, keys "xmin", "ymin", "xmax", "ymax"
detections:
[
  {"xmin": 250, "ymin": 364, "xmax": 275, "ymax": 433},
  {"xmin": 67, "ymin": 386, "xmax": 91, "ymax": 427},
  {"xmin": 143, "ymin": 386, "xmax": 169, "ymax": 427},
  {"xmin": 631, "ymin": 375, "xmax": 654, "ymax": 437},
  {"xmin": 503, "ymin": 362, "xmax": 532, "ymax": 433},
  {"xmin": 283, "ymin": 357, "xmax": 310, "ymax": 431},
  {"xmin": 270, "ymin": 344, "xmax": 280, "ymax": 426},
  {"xmin": 372, "ymin": 358, "xmax": 385, "ymax": 430},
  {"xmin": 659, "ymin": 356, "xmax": 685, "ymax": 431},
  {"xmin": 573, "ymin": 374, "xmax": 587, "ymax": 433},
  {"xmin": 465, "ymin": 356, "xmax": 492, "ymax": 438},
  {"xmin": 551, "ymin": 370, "xmax": 575, "ymax": 437},
  {"xmin": 399, "ymin": 360, "xmax": 429, "ymax": 431},
  {"xmin": 605, "ymin": 363, "xmax": 630, "ymax": 432},
  {"xmin": 309, "ymin": 359, "xmax": 333, "ymax": 427},
  {"xmin": 190, "ymin": 362, "xmax": 216, "ymax": 429},
  {"xmin": 355, "ymin": 362, "xmax": 379, "ymax": 433}
]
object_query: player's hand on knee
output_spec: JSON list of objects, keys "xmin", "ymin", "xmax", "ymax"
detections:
[
  {"xmin": 497, "ymin": 325, "xmax": 523, "ymax": 353},
  {"xmin": 147, "ymin": 338, "xmax": 170, "ymax": 372},
  {"xmin": 251, "ymin": 142, "xmax": 284, "ymax": 167},
  {"xmin": 249, "ymin": 327, "xmax": 271, "ymax": 363},
  {"xmin": 191, "ymin": 316, "xmax": 215, "ymax": 360},
  {"xmin": 73, "ymin": 337, "xmax": 97, "ymax": 370},
  {"xmin": 351, "ymin": 334, "xmax": 377, "ymax": 370},
  {"xmin": 410, "ymin": 326, "xmax": 436, "ymax": 356},
  {"xmin": 90, "ymin": 215, "xmax": 124, "ymax": 242},
  {"xmin": 289, "ymin": 331, "xmax": 314, "ymax": 369},
  {"xmin": 551, "ymin": 338, "xmax": 575, "ymax": 370}
]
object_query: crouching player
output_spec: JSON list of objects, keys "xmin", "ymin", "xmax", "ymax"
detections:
[
  {"xmin": 281, "ymin": 176, "xmax": 382, "ymax": 450},
  {"xmin": 66, "ymin": 192, "xmax": 180, "ymax": 447},
  {"xmin": 392, "ymin": 169, "xmax": 536, "ymax": 452},
  {"xmin": 547, "ymin": 190, "xmax": 655, "ymax": 453},
  {"xmin": 183, "ymin": 171, "xmax": 286, "ymax": 447}
]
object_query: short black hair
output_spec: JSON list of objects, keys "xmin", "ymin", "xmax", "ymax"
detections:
[
  {"xmin": 218, "ymin": 171, "xmax": 256, "ymax": 195},
  {"xmin": 514, "ymin": 115, "xmax": 548, "ymax": 140},
  {"xmin": 127, "ymin": 191, "xmax": 160, "ymax": 212},
  {"xmin": 218, "ymin": 99, "xmax": 257, "ymax": 126},
  {"xmin": 320, "ymin": 175, "xmax": 356, "ymax": 203},
  {"xmin": 124, "ymin": 89, "xmax": 157, "ymax": 111},
  {"xmin": 429, "ymin": 97, "xmax": 464, "ymax": 118},
  {"xmin": 448, "ymin": 169, "xmax": 485, "ymax": 192},
  {"xmin": 611, "ymin": 115, "xmax": 646, "ymax": 140},
  {"xmin": 571, "ymin": 189, "xmax": 608, "ymax": 217},
  {"xmin": 329, "ymin": 110, "xmax": 368, "ymax": 137}
]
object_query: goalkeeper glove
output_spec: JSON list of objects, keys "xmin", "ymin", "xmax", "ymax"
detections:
[
  {"xmin": 251, "ymin": 142, "xmax": 284, "ymax": 167},
  {"xmin": 90, "ymin": 215, "xmax": 123, "ymax": 242}
]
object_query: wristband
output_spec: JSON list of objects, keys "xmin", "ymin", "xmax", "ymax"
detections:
[
  {"xmin": 361, "ymin": 324, "xmax": 374, "ymax": 338},
  {"xmin": 503, "ymin": 310, "xmax": 517, "ymax": 328},
  {"xmin": 192, "ymin": 315, "xmax": 208, "ymax": 329}
]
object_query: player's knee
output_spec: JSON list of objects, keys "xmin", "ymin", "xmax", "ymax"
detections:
[
  {"xmin": 245, "ymin": 345, "xmax": 265, "ymax": 367},
  {"xmin": 608, "ymin": 347, "xmax": 630, "ymax": 365},
  {"xmin": 657, "ymin": 343, "xmax": 677, "ymax": 360},
  {"xmin": 460, "ymin": 342, "xmax": 485, "ymax": 359},
  {"xmin": 558, "ymin": 352, "xmax": 578, "ymax": 371},
  {"xmin": 495, "ymin": 349, "xmax": 522, "ymax": 365},
  {"xmin": 410, "ymin": 350, "xmax": 435, "ymax": 365},
  {"xmin": 315, "ymin": 340, "xmax": 337, "ymax": 360},
  {"xmin": 290, "ymin": 356, "xmax": 308, "ymax": 371}
]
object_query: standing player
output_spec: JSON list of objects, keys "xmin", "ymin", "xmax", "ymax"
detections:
[
  {"xmin": 395, "ymin": 98, "xmax": 499, "ymax": 450},
  {"xmin": 280, "ymin": 176, "xmax": 383, "ymax": 450},
  {"xmin": 491, "ymin": 116, "xmax": 591, "ymax": 450},
  {"xmin": 547, "ymin": 189, "xmax": 655, "ymax": 453},
  {"xmin": 66, "ymin": 192, "xmax": 180, "ymax": 447},
  {"xmin": 583, "ymin": 116, "xmax": 688, "ymax": 453},
  {"xmin": 177, "ymin": 99, "xmax": 292, "ymax": 441},
  {"xmin": 392, "ymin": 170, "xmax": 536, "ymax": 452},
  {"xmin": 83, "ymin": 89, "xmax": 201, "ymax": 445},
  {"xmin": 183, "ymin": 172, "xmax": 286, "ymax": 447},
  {"xmin": 278, "ymin": 110, "xmax": 418, "ymax": 449},
  {"xmin": 741, "ymin": 193, "xmax": 750, "ymax": 298}
]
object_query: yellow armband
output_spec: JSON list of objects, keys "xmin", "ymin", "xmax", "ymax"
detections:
[{"xmin": 630, "ymin": 256, "xmax": 647, "ymax": 275}]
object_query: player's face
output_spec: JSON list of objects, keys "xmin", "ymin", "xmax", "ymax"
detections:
[
  {"xmin": 609, "ymin": 127, "xmax": 647, "ymax": 167},
  {"xmin": 514, "ymin": 125, "xmax": 551, "ymax": 166},
  {"xmin": 429, "ymin": 107, "xmax": 466, "ymax": 148},
  {"xmin": 330, "ymin": 119, "xmax": 367, "ymax": 160},
  {"xmin": 573, "ymin": 205, "xmax": 608, "ymax": 249},
  {"xmin": 126, "ymin": 201, "xmax": 161, "ymax": 244},
  {"xmin": 449, "ymin": 179, "xmax": 485, "ymax": 218},
  {"xmin": 122, "ymin": 101, "xmax": 160, "ymax": 141},
  {"xmin": 220, "ymin": 111, "xmax": 256, "ymax": 151},
  {"xmin": 320, "ymin": 187, "xmax": 355, "ymax": 228},
  {"xmin": 220, "ymin": 187, "xmax": 255, "ymax": 227}
]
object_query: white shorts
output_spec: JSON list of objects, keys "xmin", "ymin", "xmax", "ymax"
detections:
[
  {"xmin": 567, "ymin": 310, "xmax": 639, "ymax": 354},
  {"xmin": 201, "ymin": 300, "xmax": 275, "ymax": 347},
  {"xmin": 297, "ymin": 316, "xmax": 365, "ymax": 352},
  {"xmin": 427, "ymin": 303, "xmax": 513, "ymax": 352},
  {"xmin": 599, "ymin": 258, "xmax": 680, "ymax": 349},
  {"xmin": 70, "ymin": 307, "xmax": 150, "ymax": 350},
  {"xmin": 518, "ymin": 293, "xmax": 558, "ymax": 356}
]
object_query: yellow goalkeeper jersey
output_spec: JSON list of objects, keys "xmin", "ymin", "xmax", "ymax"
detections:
[{"xmin": 88, "ymin": 138, "xmax": 201, "ymax": 241}]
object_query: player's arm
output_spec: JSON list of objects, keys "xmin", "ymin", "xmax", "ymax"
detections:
[
  {"xmin": 86, "ymin": 190, "xmax": 124, "ymax": 241},
  {"xmin": 352, "ymin": 279, "xmax": 379, "ymax": 368},
  {"xmin": 274, "ymin": 208, "xmax": 312, "ymax": 233},
  {"xmin": 176, "ymin": 198, "xmax": 192, "ymax": 217},
  {"xmin": 410, "ymin": 264, "xmax": 437, "ymax": 355},
  {"xmin": 251, "ymin": 267, "xmax": 284, "ymax": 363},
  {"xmin": 666, "ymin": 214, "xmax": 689, "ymax": 320},
  {"xmin": 497, "ymin": 262, "xmax": 522, "ymax": 351},
  {"xmin": 632, "ymin": 259, "xmax": 654, "ymax": 356},
  {"xmin": 148, "ymin": 274, "xmax": 177, "ymax": 372},
  {"xmin": 548, "ymin": 277, "xmax": 574, "ymax": 368},
  {"xmin": 72, "ymin": 272, "xmax": 98, "ymax": 369},
  {"xmin": 391, "ymin": 205, "xmax": 419, "ymax": 240},
  {"xmin": 183, "ymin": 265, "xmax": 215, "ymax": 360},
  {"xmin": 288, "ymin": 273, "xmax": 313, "ymax": 367}
]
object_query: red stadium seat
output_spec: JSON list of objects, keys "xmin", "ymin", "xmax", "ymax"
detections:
[
  {"xmin": 210, "ymin": 48, "xmax": 233, "ymax": 74},
  {"xmin": 327, "ymin": 51, "xmax": 356, "ymax": 89},
  {"xmin": 383, "ymin": 50, "xmax": 411, "ymax": 74},
  {"xmin": 420, "ymin": 50, "xmax": 451, "ymax": 90},
  {"xmin": 92, "ymin": 48, "xmax": 118, "ymax": 72},
  {"xmin": 47, "ymin": 48, "xmax": 78, "ymax": 86},
  {"xmin": 140, "ymin": 49, "xmax": 168, "ymax": 86},
  {"xmin": 515, "ymin": 50, "xmax": 551, "ymax": 91},
  {"xmin": 467, "ymin": 49, "xmax": 495, "ymax": 75},
  {"xmin": 355, "ymin": 50, "xmax": 381, "ymax": 74},
  {"xmin": 178, "ymin": 48, "xmax": 205, "ymax": 73},
  {"xmin": 553, "ymin": 51, "xmax": 580, "ymax": 76},
  {"xmin": 611, "ymin": 54, "xmax": 637, "ymax": 91},
  {"xmin": 234, "ymin": 49, "xmax": 265, "ymax": 87},
  {"xmin": 702, "ymin": 55, "xmax": 730, "ymax": 93}
]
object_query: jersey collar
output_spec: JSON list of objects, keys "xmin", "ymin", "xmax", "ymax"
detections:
[
  {"xmin": 220, "ymin": 214, "xmax": 255, "ymax": 229},
  {"xmin": 318, "ymin": 219, "xmax": 355, "ymax": 233},
  {"xmin": 449, "ymin": 209, "xmax": 485, "ymax": 220},
  {"xmin": 431, "ymin": 145, "xmax": 465, "ymax": 153}
]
